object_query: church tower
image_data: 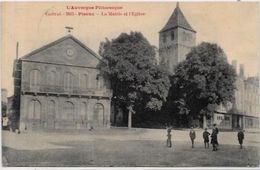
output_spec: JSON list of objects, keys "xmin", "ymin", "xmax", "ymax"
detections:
[{"xmin": 159, "ymin": 3, "xmax": 196, "ymax": 74}]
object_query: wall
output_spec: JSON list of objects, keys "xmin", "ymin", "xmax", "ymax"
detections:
[{"xmin": 20, "ymin": 94, "xmax": 111, "ymax": 130}]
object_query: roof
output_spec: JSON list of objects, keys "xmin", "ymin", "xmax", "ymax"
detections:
[
  {"xmin": 160, "ymin": 3, "xmax": 196, "ymax": 33},
  {"xmin": 20, "ymin": 34, "xmax": 103, "ymax": 62}
]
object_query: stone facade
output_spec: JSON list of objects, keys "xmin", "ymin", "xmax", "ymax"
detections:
[
  {"xmin": 210, "ymin": 62, "xmax": 260, "ymax": 130},
  {"xmin": 17, "ymin": 35, "xmax": 112, "ymax": 131},
  {"xmin": 231, "ymin": 61, "xmax": 259, "ymax": 129},
  {"xmin": 159, "ymin": 4, "xmax": 196, "ymax": 74}
]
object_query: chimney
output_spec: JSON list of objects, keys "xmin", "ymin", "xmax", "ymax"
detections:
[
  {"xmin": 231, "ymin": 60, "xmax": 237, "ymax": 73},
  {"xmin": 239, "ymin": 64, "xmax": 244, "ymax": 77}
]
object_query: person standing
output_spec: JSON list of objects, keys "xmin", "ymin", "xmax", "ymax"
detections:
[
  {"xmin": 166, "ymin": 125, "xmax": 172, "ymax": 148},
  {"xmin": 203, "ymin": 128, "xmax": 210, "ymax": 149},
  {"xmin": 211, "ymin": 124, "xmax": 219, "ymax": 151},
  {"xmin": 189, "ymin": 126, "xmax": 196, "ymax": 148},
  {"xmin": 237, "ymin": 128, "xmax": 245, "ymax": 149},
  {"xmin": 214, "ymin": 124, "xmax": 219, "ymax": 147},
  {"xmin": 211, "ymin": 129, "xmax": 217, "ymax": 151}
]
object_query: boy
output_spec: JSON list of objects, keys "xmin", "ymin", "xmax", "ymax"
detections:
[
  {"xmin": 203, "ymin": 128, "xmax": 210, "ymax": 148},
  {"xmin": 238, "ymin": 128, "xmax": 245, "ymax": 149},
  {"xmin": 189, "ymin": 126, "xmax": 196, "ymax": 148}
]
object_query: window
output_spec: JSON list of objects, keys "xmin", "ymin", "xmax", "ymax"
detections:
[
  {"xmin": 93, "ymin": 103, "xmax": 105, "ymax": 126},
  {"xmin": 28, "ymin": 99, "xmax": 41, "ymax": 119},
  {"xmin": 48, "ymin": 100, "xmax": 56, "ymax": 119},
  {"xmin": 81, "ymin": 74, "xmax": 89, "ymax": 89},
  {"xmin": 171, "ymin": 31, "xmax": 175, "ymax": 40},
  {"xmin": 96, "ymin": 74, "xmax": 104, "ymax": 90},
  {"xmin": 64, "ymin": 72, "xmax": 74, "ymax": 90},
  {"xmin": 224, "ymin": 116, "xmax": 230, "ymax": 121},
  {"xmin": 217, "ymin": 116, "xmax": 223, "ymax": 120},
  {"xmin": 63, "ymin": 101, "xmax": 74, "ymax": 120},
  {"xmin": 29, "ymin": 69, "xmax": 40, "ymax": 88},
  {"xmin": 80, "ymin": 102, "xmax": 88, "ymax": 122}
]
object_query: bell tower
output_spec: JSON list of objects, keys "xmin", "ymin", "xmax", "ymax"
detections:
[{"xmin": 159, "ymin": 3, "xmax": 196, "ymax": 74}]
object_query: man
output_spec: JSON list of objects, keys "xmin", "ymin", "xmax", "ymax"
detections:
[
  {"xmin": 211, "ymin": 124, "xmax": 219, "ymax": 151},
  {"xmin": 166, "ymin": 124, "xmax": 172, "ymax": 148},
  {"xmin": 189, "ymin": 126, "xmax": 196, "ymax": 148},
  {"xmin": 237, "ymin": 128, "xmax": 245, "ymax": 149},
  {"xmin": 203, "ymin": 128, "xmax": 210, "ymax": 149}
]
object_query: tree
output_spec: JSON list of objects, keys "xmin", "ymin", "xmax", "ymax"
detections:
[
  {"xmin": 171, "ymin": 42, "xmax": 236, "ymax": 127},
  {"xmin": 99, "ymin": 32, "xmax": 171, "ymax": 128}
]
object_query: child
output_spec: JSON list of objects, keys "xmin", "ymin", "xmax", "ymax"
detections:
[
  {"xmin": 189, "ymin": 126, "xmax": 196, "ymax": 148},
  {"xmin": 203, "ymin": 128, "xmax": 210, "ymax": 149},
  {"xmin": 238, "ymin": 128, "xmax": 245, "ymax": 149}
]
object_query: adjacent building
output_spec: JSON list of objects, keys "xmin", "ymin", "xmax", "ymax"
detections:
[
  {"xmin": 13, "ymin": 35, "xmax": 112, "ymax": 131},
  {"xmin": 212, "ymin": 66, "xmax": 259, "ymax": 130}
]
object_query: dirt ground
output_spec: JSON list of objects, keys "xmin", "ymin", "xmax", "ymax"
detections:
[{"xmin": 2, "ymin": 128, "xmax": 260, "ymax": 167}]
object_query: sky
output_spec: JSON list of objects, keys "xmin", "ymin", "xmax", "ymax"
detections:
[{"xmin": 1, "ymin": 2, "xmax": 259, "ymax": 96}]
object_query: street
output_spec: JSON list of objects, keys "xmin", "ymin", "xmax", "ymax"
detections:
[{"xmin": 2, "ymin": 128, "xmax": 260, "ymax": 167}]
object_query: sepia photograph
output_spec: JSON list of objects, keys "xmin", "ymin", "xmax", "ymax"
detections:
[{"xmin": 1, "ymin": 1, "xmax": 260, "ymax": 167}]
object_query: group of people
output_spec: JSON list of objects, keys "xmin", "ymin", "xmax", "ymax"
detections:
[{"xmin": 166, "ymin": 124, "xmax": 245, "ymax": 151}]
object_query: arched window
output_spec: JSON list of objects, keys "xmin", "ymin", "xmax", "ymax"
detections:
[
  {"xmin": 47, "ymin": 70, "xmax": 56, "ymax": 86},
  {"xmin": 93, "ymin": 103, "xmax": 104, "ymax": 126},
  {"xmin": 64, "ymin": 72, "xmax": 74, "ymax": 90},
  {"xmin": 48, "ymin": 100, "xmax": 56, "ymax": 119},
  {"xmin": 80, "ymin": 102, "xmax": 88, "ymax": 122},
  {"xmin": 28, "ymin": 99, "xmax": 41, "ymax": 119},
  {"xmin": 80, "ymin": 74, "xmax": 89, "ymax": 89},
  {"xmin": 63, "ymin": 101, "xmax": 74, "ymax": 120},
  {"xmin": 29, "ymin": 69, "xmax": 41, "ymax": 88},
  {"xmin": 96, "ymin": 74, "xmax": 104, "ymax": 90}
]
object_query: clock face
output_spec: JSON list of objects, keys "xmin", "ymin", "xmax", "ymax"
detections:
[
  {"xmin": 66, "ymin": 48, "xmax": 74, "ymax": 56},
  {"xmin": 65, "ymin": 47, "xmax": 76, "ymax": 59}
]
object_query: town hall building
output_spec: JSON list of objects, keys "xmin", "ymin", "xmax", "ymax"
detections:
[{"xmin": 13, "ymin": 35, "xmax": 112, "ymax": 131}]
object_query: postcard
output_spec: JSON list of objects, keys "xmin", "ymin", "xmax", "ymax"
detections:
[{"xmin": 1, "ymin": 1, "xmax": 259, "ymax": 168}]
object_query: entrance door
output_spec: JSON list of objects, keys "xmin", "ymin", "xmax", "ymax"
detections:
[{"xmin": 93, "ymin": 103, "xmax": 104, "ymax": 127}]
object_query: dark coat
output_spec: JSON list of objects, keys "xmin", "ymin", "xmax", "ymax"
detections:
[
  {"xmin": 238, "ymin": 131, "xmax": 244, "ymax": 144},
  {"xmin": 211, "ymin": 127, "xmax": 219, "ymax": 144},
  {"xmin": 211, "ymin": 129, "xmax": 218, "ymax": 144},
  {"xmin": 203, "ymin": 131, "xmax": 210, "ymax": 142}
]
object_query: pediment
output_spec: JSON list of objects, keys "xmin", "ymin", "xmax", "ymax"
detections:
[{"xmin": 21, "ymin": 35, "xmax": 103, "ymax": 68}]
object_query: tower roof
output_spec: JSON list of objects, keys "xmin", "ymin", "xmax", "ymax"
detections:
[{"xmin": 160, "ymin": 3, "xmax": 196, "ymax": 33}]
